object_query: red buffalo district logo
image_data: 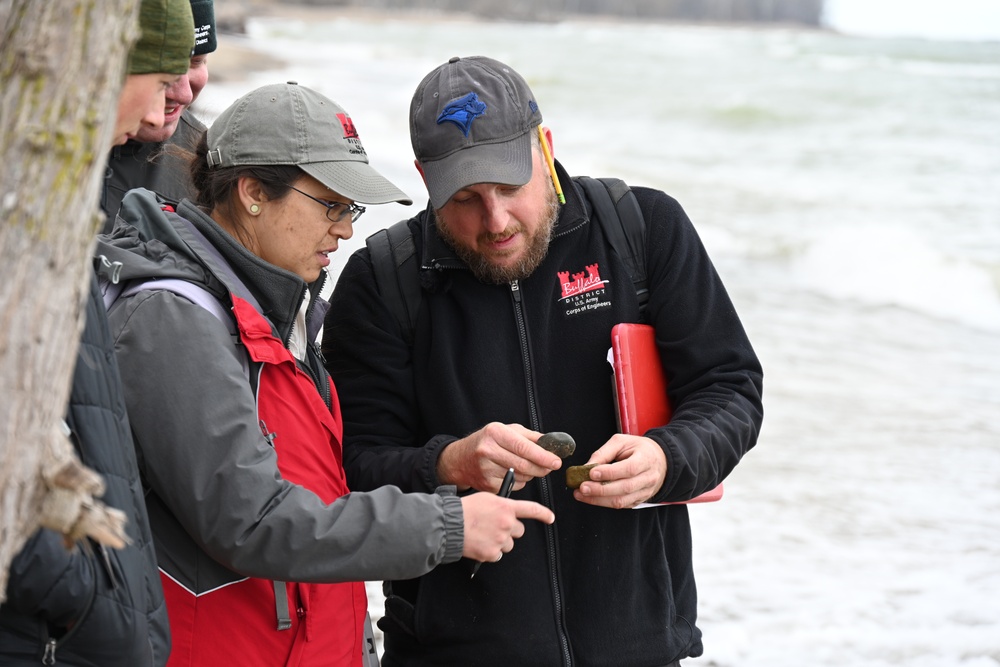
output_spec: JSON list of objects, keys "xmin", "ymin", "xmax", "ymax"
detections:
[
  {"xmin": 337, "ymin": 113, "xmax": 359, "ymax": 139},
  {"xmin": 337, "ymin": 113, "xmax": 367, "ymax": 156},
  {"xmin": 559, "ymin": 263, "xmax": 608, "ymax": 300},
  {"xmin": 558, "ymin": 262, "xmax": 613, "ymax": 317}
]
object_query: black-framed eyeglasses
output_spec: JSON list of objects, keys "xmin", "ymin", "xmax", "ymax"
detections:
[{"xmin": 289, "ymin": 186, "xmax": 366, "ymax": 223}]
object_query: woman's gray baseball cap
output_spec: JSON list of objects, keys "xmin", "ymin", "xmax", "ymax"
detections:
[
  {"xmin": 409, "ymin": 56, "xmax": 543, "ymax": 209},
  {"xmin": 206, "ymin": 82, "xmax": 412, "ymax": 206}
]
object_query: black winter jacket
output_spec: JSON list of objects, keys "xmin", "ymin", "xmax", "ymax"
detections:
[
  {"xmin": 323, "ymin": 163, "xmax": 764, "ymax": 667},
  {"xmin": 0, "ymin": 273, "xmax": 170, "ymax": 666},
  {"xmin": 100, "ymin": 109, "xmax": 204, "ymax": 228}
]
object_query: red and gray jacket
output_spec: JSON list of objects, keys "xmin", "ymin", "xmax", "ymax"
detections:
[{"xmin": 96, "ymin": 189, "xmax": 465, "ymax": 666}]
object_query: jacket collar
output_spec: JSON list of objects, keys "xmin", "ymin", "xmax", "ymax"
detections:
[
  {"xmin": 107, "ymin": 112, "xmax": 205, "ymax": 161},
  {"xmin": 97, "ymin": 188, "xmax": 325, "ymax": 347},
  {"xmin": 109, "ymin": 139, "xmax": 149, "ymax": 160},
  {"xmin": 178, "ymin": 200, "xmax": 327, "ymax": 346}
]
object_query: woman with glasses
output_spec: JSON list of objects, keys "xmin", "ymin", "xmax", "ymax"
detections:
[{"xmin": 95, "ymin": 82, "xmax": 554, "ymax": 667}]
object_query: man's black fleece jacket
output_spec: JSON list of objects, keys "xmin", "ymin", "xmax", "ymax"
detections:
[{"xmin": 323, "ymin": 164, "xmax": 763, "ymax": 667}]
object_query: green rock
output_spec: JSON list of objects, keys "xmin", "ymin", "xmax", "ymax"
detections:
[{"xmin": 565, "ymin": 464, "xmax": 597, "ymax": 490}]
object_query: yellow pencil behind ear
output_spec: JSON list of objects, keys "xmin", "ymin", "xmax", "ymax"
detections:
[{"xmin": 538, "ymin": 125, "xmax": 566, "ymax": 204}]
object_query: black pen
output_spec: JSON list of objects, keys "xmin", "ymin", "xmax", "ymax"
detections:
[{"xmin": 470, "ymin": 467, "xmax": 516, "ymax": 579}]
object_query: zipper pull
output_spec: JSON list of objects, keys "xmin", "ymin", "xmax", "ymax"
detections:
[
  {"xmin": 510, "ymin": 279, "xmax": 522, "ymax": 303},
  {"xmin": 311, "ymin": 341, "xmax": 326, "ymax": 365},
  {"xmin": 42, "ymin": 638, "xmax": 57, "ymax": 665},
  {"xmin": 99, "ymin": 544, "xmax": 120, "ymax": 590},
  {"xmin": 259, "ymin": 420, "xmax": 277, "ymax": 447}
]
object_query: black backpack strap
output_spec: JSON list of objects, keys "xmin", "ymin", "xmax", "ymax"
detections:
[
  {"xmin": 575, "ymin": 176, "xmax": 649, "ymax": 321},
  {"xmin": 366, "ymin": 219, "xmax": 421, "ymax": 345}
]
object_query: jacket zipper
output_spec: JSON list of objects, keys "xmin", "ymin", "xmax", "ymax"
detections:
[
  {"xmin": 309, "ymin": 341, "xmax": 332, "ymax": 409},
  {"xmin": 96, "ymin": 543, "xmax": 120, "ymax": 590},
  {"xmin": 42, "ymin": 429, "xmax": 104, "ymax": 664},
  {"xmin": 286, "ymin": 282, "xmax": 333, "ymax": 410},
  {"xmin": 509, "ymin": 279, "xmax": 573, "ymax": 667},
  {"xmin": 40, "ymin": 543, "xmax": 99, "ymax": 665},
  {"xmin": 509, "ymin": 280, "xmax": 540, "ymax": 429}
]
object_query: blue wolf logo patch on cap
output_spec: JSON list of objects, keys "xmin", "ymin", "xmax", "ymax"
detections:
[{"xmin": 436, "ymin": 92, "xmax": 487, "ymax": 137}]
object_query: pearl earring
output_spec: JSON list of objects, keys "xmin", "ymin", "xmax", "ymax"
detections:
[{"xmin": 250, "ymin": 204, "xmax": 260, "ymax": 214}]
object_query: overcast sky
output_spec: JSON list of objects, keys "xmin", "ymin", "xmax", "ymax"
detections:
[{"xmin": 823, "ymin": 0, "xmax": 1000, "ymax": 41}]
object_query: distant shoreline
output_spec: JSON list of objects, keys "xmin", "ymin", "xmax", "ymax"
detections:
[
  {"xmin": 216, "ymin": 0, "xmax": 824, "ymax": 29},
  {"xmin": 208, "ymin": 3, "xmax": 831, "ymax": 83},
  {"xmin": 208, "ymin": 5, "xmax": 504, "ymax": 82}
]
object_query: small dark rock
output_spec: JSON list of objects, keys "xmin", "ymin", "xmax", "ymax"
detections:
[{"xmin": 538, "ymin": 431, "xmax": 576, "ymax": 458}]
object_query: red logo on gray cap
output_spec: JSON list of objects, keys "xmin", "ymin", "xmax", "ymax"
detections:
[{"xmin": 337, "ymin": 114, "xmax": 359, "ymax": 139}]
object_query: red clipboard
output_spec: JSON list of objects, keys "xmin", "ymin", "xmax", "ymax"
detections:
[{"xmin": 611, "ymin": 323, "xmax": 723, "ymax": 505}]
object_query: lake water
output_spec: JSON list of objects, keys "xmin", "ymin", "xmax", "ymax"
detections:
[{"xmin": 197, "ymin": 13, "xmax": 1000, "ymax": 666}]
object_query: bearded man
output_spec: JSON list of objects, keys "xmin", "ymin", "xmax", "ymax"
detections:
[{"xmin": 322, "ymin": 55, "xmax": 764, "ymax": 667}]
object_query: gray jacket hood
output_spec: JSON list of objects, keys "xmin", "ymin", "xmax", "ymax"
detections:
[{"xmin": 96, "ymin": 188, "xmax": 328, "ymax": 345}]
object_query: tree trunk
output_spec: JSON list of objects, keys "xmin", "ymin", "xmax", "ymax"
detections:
[{"xmin": 0, "ymin": 0, "xmax": 137, "ymax": 602}]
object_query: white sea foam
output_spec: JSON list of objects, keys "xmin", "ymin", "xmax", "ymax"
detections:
[{"xmin": 794, "ymin": 224, "xmax": 1000, "ymax": 332}]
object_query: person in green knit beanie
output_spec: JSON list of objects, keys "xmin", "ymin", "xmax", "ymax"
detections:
[
  {"xmin": 112, "ymin": 0, "xmax": 194, "ymax": 146},
  {"xmin": 101, "ymin": 0, "xmax": 218, "ymax": 225}
]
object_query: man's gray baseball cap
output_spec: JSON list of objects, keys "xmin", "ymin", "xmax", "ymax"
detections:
[
  {"xmin": 207, "ymin": 82, "xmax": 411, "ymax": 205},
  {"xmin": 410, "ymin": 56, "xmax": 542, "ymax": 209}
]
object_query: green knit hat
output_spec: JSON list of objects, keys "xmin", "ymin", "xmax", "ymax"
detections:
[{"xmin": 127, "ymin": 0, "xmax": 195, "ymax": 75}]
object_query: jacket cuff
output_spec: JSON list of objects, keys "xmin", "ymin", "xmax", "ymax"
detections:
[
  {"xmin": 420, "ymin": 435, "xmax": 458, "ymax": 492},
  {"xmin": 434, "ymin": 486, "xmax": 464, "ymax": 564},
  {"xmin": 646, "ymin": 434, "xmax": 679, "ymax": 504}
]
